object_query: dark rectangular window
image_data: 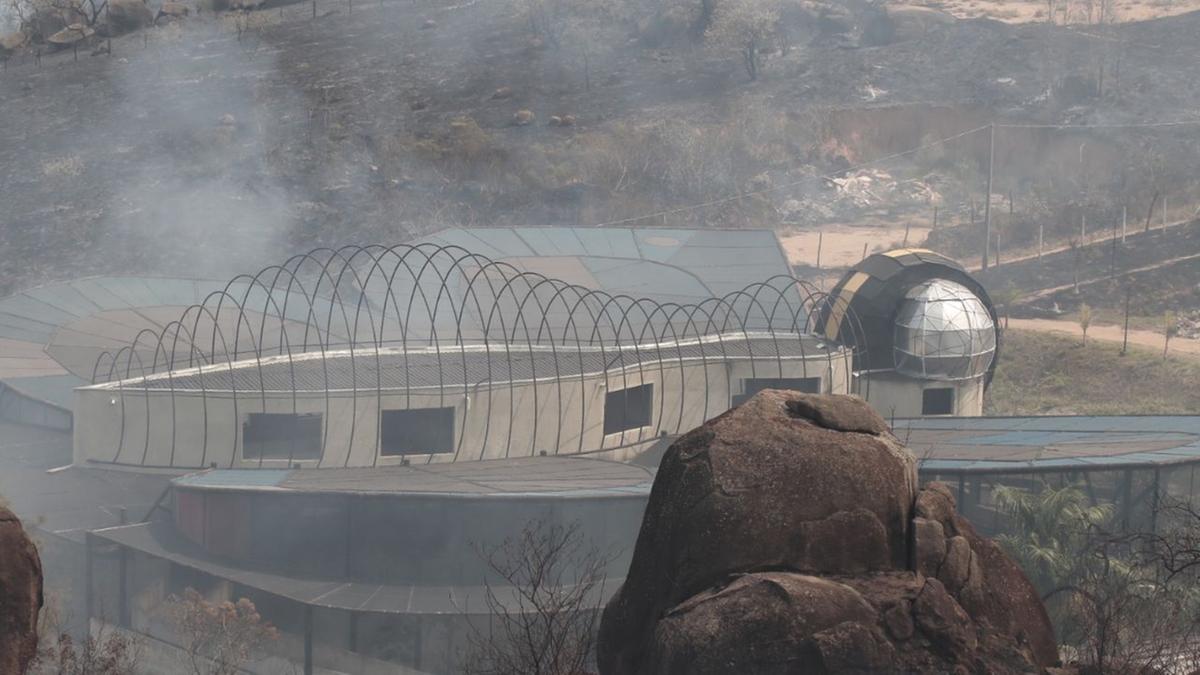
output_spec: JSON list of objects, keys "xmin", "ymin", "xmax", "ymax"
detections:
[
  {"xmin": 733, "ymin": 377, "xmax": 821, "ymax": 406},
  {"xmin": 604, "ymin": 383, "xmax": 653, "ymax": 435},
  {"xmin": 242, "ymin": 413, "xmax": 322, "ymax": 460},
  {"xmin": 922, "ymin": 388, "xmax": 955, "ymax": 416},
  {"xmin": 381, "ymin": 407, "xmax": 455, "ymax": 456}
]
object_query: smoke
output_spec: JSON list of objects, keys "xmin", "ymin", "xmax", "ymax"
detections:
[{"xmin": 90, "ymin": 20, "xmax": 306, "ymax": 281}]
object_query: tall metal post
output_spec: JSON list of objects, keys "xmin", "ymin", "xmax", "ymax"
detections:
[
  {"xmin": 119, "ymin": 546, "xmax": 129, "ymax": 627},
  {"xmin": 982, "ymin": 123, "xmax": 995, "ymax": 271},
  {"xmin": 304, "ymin": 605, "xmax": 314, "ymax": 675},
  {"xmin": 1110, "ymin": 217, "xmax": 1118, "ymax": 278},
  {"xmin": 84, "ymin": 532, "xmax": 94, "ymax": 624}
]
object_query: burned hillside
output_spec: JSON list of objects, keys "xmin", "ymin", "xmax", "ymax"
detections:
[{"xmin": 3, "ymin": 0, "xmax": 1200, "ymax": 293}]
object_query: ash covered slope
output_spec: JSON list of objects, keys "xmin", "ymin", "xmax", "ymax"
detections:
[
  {"xmin": 3, "ymin": 2, "xmax": 1200, "ymax": 294},
  {"xmin": 598, "ymin": 391, "xmax": 1056, "ymax": 674}
]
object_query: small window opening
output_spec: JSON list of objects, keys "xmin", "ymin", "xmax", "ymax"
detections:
[
  {"xmin": 242, "ymin": 413, "xmax": 322, "ymax": 460},
  {"xmin": 381, "ymin": 407, "xmax": 455, "ymax": 456},
  {"xmin": 922, "ymin": 388, "xmax": 955, "ymax": 416},
  {"xmin": 604, "ymin": 383, "xmax": 653, "ymax": 434},
  {"xmin": 732, "ymin": 377, "xmax": 821, "ymax": 406}
]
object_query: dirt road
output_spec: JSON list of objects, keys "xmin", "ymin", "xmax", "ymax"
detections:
[
  {"xmin": 779, "ymin": 224, "xmax": 931, "ymax": 269},
  {"xmin": 1007, "ymin": 318, "xmax": 1200, "ymax": 357}
]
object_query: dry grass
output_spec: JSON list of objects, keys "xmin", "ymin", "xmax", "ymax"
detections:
[{"xmin": 985, "ymin": 328, "xmax": 1200, "ymax": 415}]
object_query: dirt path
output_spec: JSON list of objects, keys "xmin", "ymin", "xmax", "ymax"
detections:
[
  {"xmin": 1007, "ymin": 318, "xmax": 1200, "ymax": 357},
  {"xmin": 896, "ymin": 0, "xmax": 1200, "ymax": 25},
  {"xmin": 779, "ymin": 224, "xmax": 931, "ymax": 269}
]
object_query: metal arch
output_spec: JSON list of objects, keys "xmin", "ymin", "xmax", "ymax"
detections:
[
  {"xmin": 85, "ymin": 243, "xmax": 875, "ymax": 469},
  {"xmin": 627, "ymin": 298, "xmax": 684, "ymax": 442},
  {"xmin": 470, "ymin": 267, "xmax": 558, "ymax": 459},
  {"xmin": 234, "ymin": 267, "xmax": 313, "ymax": 467},
  {"xmin": 191, "ymin": 290, "xmax": 267, "ymax": 468},
  {"xmin": 811, "ymin": 288, "xmax": 873, "ymax": 399},
  {"xmin": 602, "ymin": 296, "xmax": 666, "ymax": 450},
  {"xmin": 643, "ymin": 302, "xmax": 712, "ymax": 431},
  {"xmin": 156, "ymin": 319, "xmax": 211, "ymax": 468},
  {"xmin": 461, "ymin": 260, "xmax": 541, "ymax": 461}
]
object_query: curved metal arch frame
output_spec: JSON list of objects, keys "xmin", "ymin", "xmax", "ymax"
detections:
[{"xmin": 85, "ymin": 245, "xmax": 872, "ymax": 469}]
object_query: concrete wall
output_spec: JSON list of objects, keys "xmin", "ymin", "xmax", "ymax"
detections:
[
  {"xmin": 862, "ymin": 371, "xmax": 985, "ymax": 419},
  {"xmin": 97, "ymin": 617, "xmax": 435, "ymax": 675},
  {"xmin": 75, "ymin": 352, "xmax": 851, "ymax": 469}
]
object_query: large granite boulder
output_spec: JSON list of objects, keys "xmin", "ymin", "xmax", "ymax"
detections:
[
  {"xmin": 598, "ymin": 391, "xmax": 1057, "ymax": 674},
  {"xmin": 0, "ymin": 504, "xmax": 43, "ymax": 674}
]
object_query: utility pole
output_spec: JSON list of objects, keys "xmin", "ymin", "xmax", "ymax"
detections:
[{"xmin": 982, "ymin": 123, "xmax": 995, "ymax": 271}]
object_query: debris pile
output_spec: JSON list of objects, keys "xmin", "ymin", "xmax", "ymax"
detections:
[{"xmin": 826, "ymin": 169, "xmax": 941, "ymax": 210}]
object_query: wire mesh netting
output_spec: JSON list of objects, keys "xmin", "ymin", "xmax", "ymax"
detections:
[{"xmin": 83, "ymin": 244, "xmax": 872, "ymax": 468}]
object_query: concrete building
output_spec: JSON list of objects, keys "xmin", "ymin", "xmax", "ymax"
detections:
[
  {"xmin": 0, "ymin": 230, "xmax": 1008, "ymax": 674},
  {"xmin": 822, "ymin": 248, "xmax": 998, "ymax": 419}
]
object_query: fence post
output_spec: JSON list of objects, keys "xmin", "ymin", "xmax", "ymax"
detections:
[
  {"xmin": 1038, "ymin": 223, "xmax": 1044, "ymax": 260},
  {"xmin": 1122, "ymin": 286, "xmax": 1131, "ymax": 355},
  {"xmin": 1121, "ymin": 204, "xmax": 1127, "ymax": 243}
]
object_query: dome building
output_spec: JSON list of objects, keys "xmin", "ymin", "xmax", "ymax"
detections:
[
  {"xmin": 820, "ymin": 248, "xmax": 1000, "ymax": 417},
  {"xmin": 893, "ymin": 278, "xmax": 997, "ymax": 381}
]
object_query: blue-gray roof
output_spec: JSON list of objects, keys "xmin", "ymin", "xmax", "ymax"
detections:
[
  {"xmin": 416, "ymin": 227, "xmax": 793, "ymax": 303},
  {"xmin": 900, "ymin": 415, "xmax": 1200, "ymax": 473},
  {"xmin": 172, "ymin": 456, "xmax": 654, "ymax": 498}
]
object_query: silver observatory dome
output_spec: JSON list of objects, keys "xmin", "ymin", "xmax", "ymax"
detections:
[{"xmin": 893, "ymin": 279, "xmax": 996, "ymax": 380}]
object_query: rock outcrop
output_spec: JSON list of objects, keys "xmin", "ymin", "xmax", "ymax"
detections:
[
  {"xmin": 598, "ymin": 391, "xmax": 1057, "ymax": 674},
  {"xmin": 0, "ymin": 504, "xmax": 43, "ymax": 675}
]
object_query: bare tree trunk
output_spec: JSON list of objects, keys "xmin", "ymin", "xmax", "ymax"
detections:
[
  {"xmin": 1144, "ymin": 191, "xmax": 1160, "ymax": 233},
  {"xmin": 744, "ymin": 41, "xmax": 758, "ymax": 81}
]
